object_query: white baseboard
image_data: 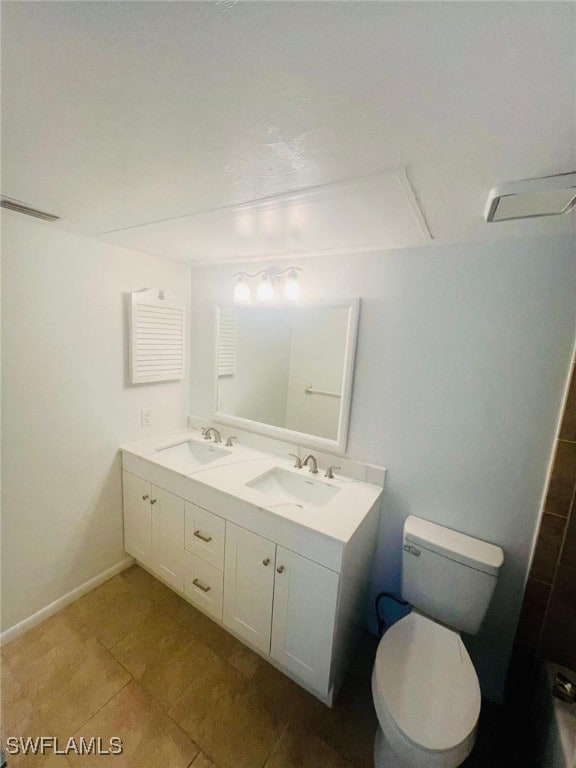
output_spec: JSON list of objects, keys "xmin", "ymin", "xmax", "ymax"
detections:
[{"xmin": 0, "ymin": 556, "xmax": 134, "ymax": 646}]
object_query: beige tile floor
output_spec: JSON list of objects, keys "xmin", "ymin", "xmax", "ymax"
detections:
[
  {"xmin": 1, "ymin": 565, "xmax": 527, "ymax": 768},
  {"xmin": 0, "ymin": 565, "xmax": 376, "ymax": 768}
]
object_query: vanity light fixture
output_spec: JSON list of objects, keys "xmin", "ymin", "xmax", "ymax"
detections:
[{"xmin": 232, "ymin": 267, "xmax": 302, "ymax": 303}]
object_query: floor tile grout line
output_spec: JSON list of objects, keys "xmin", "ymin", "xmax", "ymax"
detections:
[
  {"xmin": 264, "ymin": 710, "xmax": 365, "ymax": 768},
  {"xmin": 158, "ymin": 672, "xmax": 210, "ymax": 757},
  {"xmin": 70, "ymin": 676, "xmax": 133, "ymax": 738},
  {"xmin": 106, "ymin": 603, "xmax": 181, "ymax": 652},
  {"xmin": 63, "ymin": 575, "xmax": 158, "ymax": 652},
  {"xmin": 189, "ymin": 742, "xmax": 224, "ymax": 768},
  {"xmin": 261, "ymin": 717, "xmax": 291, "ymax": 768}
]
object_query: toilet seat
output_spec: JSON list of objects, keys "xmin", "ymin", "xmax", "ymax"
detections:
[{"xmin": 372, "ymin": 612, "xmax": 481, "ymax": 767}]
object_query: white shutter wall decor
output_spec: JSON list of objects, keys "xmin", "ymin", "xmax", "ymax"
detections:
[
  {"xmin": 129, "ymin": 289, "xmax": 185, "ymax": 384},
  {"xmin": 218, "ymin": 309, "xmax": 237, "ymax": 376}
]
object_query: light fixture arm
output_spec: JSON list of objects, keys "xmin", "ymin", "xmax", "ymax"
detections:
[
  {"xmin": 233, "ymin": 265, "xmax": 302, "ymax": 302},
  {"xmin": 234, "ymin": 266, "xmax": 302, "ymax": 280}
]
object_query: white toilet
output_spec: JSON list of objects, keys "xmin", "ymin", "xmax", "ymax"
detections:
[{"xmin": 372, "ymin": 515, "xmax": 504, "ymax": 768}]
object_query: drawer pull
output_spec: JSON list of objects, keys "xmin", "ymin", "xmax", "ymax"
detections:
[
  {"xmin": 263, "ymin": 558, "xmax": 270, "ymax": 566},
  {"xmin": 150, "ymin": 499, "xmax": 157, "ymax": 505},
  {"xmin": 142, "ymin": 494, "xmax": 149, "ymax": 501},
  {"xmin": 192, "ymin": 578, "xmax": 211, "ymax": 593},
  {"xmin": 194, "ymin": 530, "xmax": 212, "ymax": 543},
  {"xmin": 277, "ymin": 565, "xmax": 285, "ymax": 574}
]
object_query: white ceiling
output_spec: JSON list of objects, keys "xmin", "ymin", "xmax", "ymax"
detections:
[{"xmin": 2, "ymin": 1, "xmax": 575, "ymax": 262}]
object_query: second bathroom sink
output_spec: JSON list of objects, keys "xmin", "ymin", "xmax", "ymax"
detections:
[{"xmin": 246, "ymin": 467, "xmax": 340, "ymax": 509}]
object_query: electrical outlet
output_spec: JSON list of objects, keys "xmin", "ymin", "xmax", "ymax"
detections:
[{"xmin": 141, "ymin": 408, "xmax": 152, "ymax": 428}]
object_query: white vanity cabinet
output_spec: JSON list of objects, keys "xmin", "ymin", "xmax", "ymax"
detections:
[{"xmin": 121, "ymin": 451, "xmax": 382, "ymax": 706}]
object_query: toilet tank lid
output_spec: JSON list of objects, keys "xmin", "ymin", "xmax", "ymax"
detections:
[{"xmin": 404, "ymin": 516, "xmax": 504, "ymax": 576}]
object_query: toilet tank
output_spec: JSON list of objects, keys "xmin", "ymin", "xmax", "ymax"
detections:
[{"xmin": 401, "ymin": 516, "xmax": 504, "ymax": 635}]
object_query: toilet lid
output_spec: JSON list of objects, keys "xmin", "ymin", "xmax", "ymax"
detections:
[{"xmin": 373, "ymin": 612, "xmax": 481, "ymax": 752}]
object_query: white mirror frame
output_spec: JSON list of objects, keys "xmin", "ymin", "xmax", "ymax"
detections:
[{"xmin": 213, "ymin": 298, "xmax": 360, "ymax": 454}]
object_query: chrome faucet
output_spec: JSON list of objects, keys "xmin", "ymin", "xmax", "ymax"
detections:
[
  {"xmin": 303, "ymin": 454, "xmax": 318, "ymax": 474},
  {"xmin": 203, "ymin": 427, "xmax": 222, "ymax": 444}
]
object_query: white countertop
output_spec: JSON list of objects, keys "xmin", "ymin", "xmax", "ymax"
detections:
[{"xmin": 121, "ymin": 429, "xmax": 384, "ymax": 544}]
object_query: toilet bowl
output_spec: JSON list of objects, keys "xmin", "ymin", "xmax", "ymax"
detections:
[
  {"xmin": 370, "ymin": 516, "xmax": 504, "ymax": 768},
  {"xmin": 372, "ymin": 612, "xmax": 480, "ymax": 768}
]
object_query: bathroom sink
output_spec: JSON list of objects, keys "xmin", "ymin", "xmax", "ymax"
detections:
[
  {"xmin": 246, "ymin": 467, "xmax": 340, "ymax": 509},
  {"xmin": 155, "ymin": 440, "xmax": 230, "ymax": 467}
]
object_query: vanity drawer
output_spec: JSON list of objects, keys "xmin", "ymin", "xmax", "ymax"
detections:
[
  {"xmin": 185, "ymin": 502, "xmax": 225, "ymax": 569},
  {"xmin": 184, "ymin": 551, "xmax": 223, "ymax": 622}
]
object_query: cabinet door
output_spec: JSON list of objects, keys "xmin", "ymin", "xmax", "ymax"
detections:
[
  {"xmin": 151, "ymin": 485, "xmax": 185, "ymax": 592},
  {"xmin": 223, "ymin": 523, "xmax": 276, "ymax": 654},
  {"xmin": 123, "ymin": 471, "xmax": 152, "ymax": 567},
  {"xmin": 271, "ymin": 547, "xmax": 340, "ymax": 696}
]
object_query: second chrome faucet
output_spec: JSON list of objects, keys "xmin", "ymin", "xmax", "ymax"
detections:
[
  {"xmin": 289, "ymin": 452, "xmax": 340, "ymax": 479},
  {"xmin": 302, "ymin": 454, "xmax": 318, "ymax": 474}
]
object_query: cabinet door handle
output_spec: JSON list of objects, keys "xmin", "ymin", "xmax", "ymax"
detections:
[
  {"xmin": 263, "ymin": 558, "xmax": 270, "ymax": 566},
  {"xmin": 192, "ymin": 578, "xmax": 211, "ymax": 593},
  {"xmin": 142, "ymin": 494, "xmax": 149, "ymax": 501},
  {"xmin": 277, "ymin": 565, "xmax": 285, "ymax": 574},
  {"xmin": 194, "ymin": 530, "xmax": 212, "ymax": 543},
  {"xmin": 150, "ymin": 498, "xmax": 157, "ymax": 505}
]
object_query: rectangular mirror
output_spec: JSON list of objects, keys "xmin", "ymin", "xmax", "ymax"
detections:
[{"xmin": 214, "ymin": 299, "xmax": 359, "ymax": 453}]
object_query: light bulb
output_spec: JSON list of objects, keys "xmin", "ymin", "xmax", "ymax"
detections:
[
  {"xmin": 282, "ymin": 269, "xmax": 301, "ymax": 300},
  {"xmin": 257, "ymin": 274, "xmax": 274, "ymax": 301},
  {"xmin": 233, "ymin": 275, "xmax": 251, "ymax": 302}
]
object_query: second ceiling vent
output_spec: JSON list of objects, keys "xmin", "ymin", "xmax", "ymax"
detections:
[{"xmin": 485, "ymin": 173, "xmax": 576, "ymax": 222}]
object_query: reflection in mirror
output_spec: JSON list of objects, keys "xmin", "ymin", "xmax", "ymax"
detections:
[{"xmin": 215, "ymin": 302, "xmax": 358, "ymax": 448}]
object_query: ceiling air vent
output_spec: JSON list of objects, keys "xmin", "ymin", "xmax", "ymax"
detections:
[
  {"xmin": 485, "ymin": 173, "xmax": 576, "ymax": 222},
  {"xmin": 0, "ymin": 196, "xmax": 60, "ymax": 222}
]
